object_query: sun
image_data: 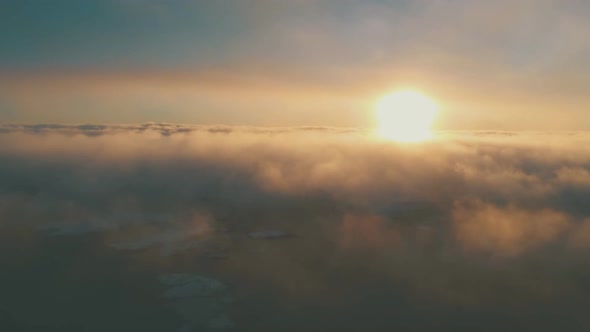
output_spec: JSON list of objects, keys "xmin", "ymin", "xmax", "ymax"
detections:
[{"xmin": 375, "ymin": 90, "xmax": 439, "ymax": 142}]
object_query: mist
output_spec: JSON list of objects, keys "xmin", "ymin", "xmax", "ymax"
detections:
[{"xmin": 1, "ymin": 124, "xmax": 590, "ymax": 330}]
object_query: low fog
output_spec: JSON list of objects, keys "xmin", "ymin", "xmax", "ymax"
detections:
[{"xmin": 1, "ymin": 124, "xmax": 590, "ymax": 331}]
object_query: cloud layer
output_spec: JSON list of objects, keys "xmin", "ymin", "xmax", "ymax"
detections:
[
  {"xmin": 1, "ymin": 125, "xmax": 590, "ymax": 330},
  {"xmin": 2, "ymin": 125, "xmax": 590, "ymax": 253}
]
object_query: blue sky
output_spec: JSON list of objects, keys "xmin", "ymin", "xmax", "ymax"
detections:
[{"xmin": 0, "ymin": 0, "xmax": 251, "ymax": 67}]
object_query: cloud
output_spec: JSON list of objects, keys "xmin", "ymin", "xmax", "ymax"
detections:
[
  {"xmin": 1, "ymin": 125, "xmax": 589, "ymax": 251},
  {"xmin": 452, "ymin": 200, "xmax": 571, "ymax": 257},
  {"xmin": 338, "ymin": 214, "xmax": 402, "ymax": 251},
  {"xmin": 1, "ymin": 125, "xmax": 590, "ymax": 329},
  {"xmin": 569, "ymin": 218, "xmax": 590, "ymax": 249}
]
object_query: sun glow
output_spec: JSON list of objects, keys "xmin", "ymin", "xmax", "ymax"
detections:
[{"xmin": 375, "ymin": 90, "xmax": 439, "ymax": 142}]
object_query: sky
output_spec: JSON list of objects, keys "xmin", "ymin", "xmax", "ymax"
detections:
[
  {"xmin": 2, "ymin": 125, "xmax": 590, "ymax": 330},
  {"xmin": 1, "ymin": 0, "xmax": 590, "ymax": 129}
]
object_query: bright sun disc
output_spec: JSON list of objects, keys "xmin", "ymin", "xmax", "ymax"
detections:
[{"xmin": 375, "ymin": 90, "xmax": 438, "ymax": 142}]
